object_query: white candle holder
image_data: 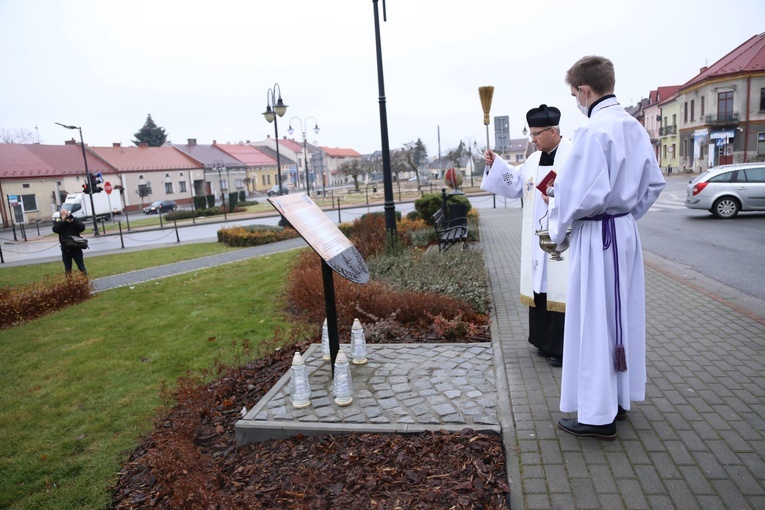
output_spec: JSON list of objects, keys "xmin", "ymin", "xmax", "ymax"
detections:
[
  {"xmin": 332, "ymin": 351, "xmax": 354, "ymax": 406},
  {"xmin": 289, "ymin": 352, "xmax": 311, "ymax": 409},
  {"xmin": 350, "ymin": 318, "xmax": 368, "ymax": 365},
  {"xmin": 321, "ymin": 318, "xmax": 330, "ymax": 361}
]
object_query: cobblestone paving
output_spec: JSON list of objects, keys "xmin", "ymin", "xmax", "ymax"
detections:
[{"xmin": 481, "ymin": 207, "xmax": 765, "ymax": 510}]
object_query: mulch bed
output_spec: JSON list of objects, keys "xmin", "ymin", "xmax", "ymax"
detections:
[{"xmin": 111, "ymin": 329, "xmax": 510, "ymax": 509}]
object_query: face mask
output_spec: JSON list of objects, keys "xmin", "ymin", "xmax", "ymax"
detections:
[{"xmin": 575, "ymin": 88, "xmax": 589, "ymax": 117}]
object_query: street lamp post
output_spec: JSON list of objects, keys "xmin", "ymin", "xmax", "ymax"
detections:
[
  {"xmin": 263, "ymin": 84, "xmax": 288, "ymax": 195},
  {"xmin": 287, "ymin": 116, "xmax": 320, "ymax": 197},
  {"xmin": 54, "ymin": 122, "xmax": 100, "ymax": 236},
  {"xmin": 461, "ymin": 136, "xmax": 478, "ymax": 188},
  {"xmin": 213, "ymin": 160, "xmax": 227, "ymax": 220}
]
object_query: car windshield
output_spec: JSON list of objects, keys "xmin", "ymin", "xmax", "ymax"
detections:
[{"xmin": 151, "ymin": 201, "xmax": 162, "ymax": 206}]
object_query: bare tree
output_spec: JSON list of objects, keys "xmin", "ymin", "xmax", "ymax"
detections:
[
  {"xmin": 337, "ymin": 159, "xmax": 367, "ymax": 192},
  {"xmin": 0, "ymin": 128, "xmax": 37, "ymax": 144}
]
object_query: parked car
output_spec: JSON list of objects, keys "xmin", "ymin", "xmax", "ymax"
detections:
[
  {"xmin": 266, "ymin": 185, "xmax": 289, "ymax": 197},
  {"xmin": 143, "ymin": 200, "xmax": 177, "ymax": 214},
  {"xmin": 685, "ymin": 163, "xmax": 765, "ymax": 218}
]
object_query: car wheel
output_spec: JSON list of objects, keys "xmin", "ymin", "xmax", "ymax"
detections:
[{"xmin": 712, "ymin": 196, "xmax": 740, "ymax": 219}]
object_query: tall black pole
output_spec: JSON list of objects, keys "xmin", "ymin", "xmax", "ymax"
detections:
[
  {"xmin": 372, "ymin": 0, "xmax": 397, "ymax": 242},
  {"xmin": 303, "ymin": 137, "xmax": 311, "ymax": 197},
  {"xmin": 77, "ymin": 128, "xmax": 100, "ymax": 236},
  {"xmin": 273, "ymin": 116, "xmax": 283, "ymax": 195}
]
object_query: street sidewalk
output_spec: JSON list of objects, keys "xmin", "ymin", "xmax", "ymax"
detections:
[{"xmin": 481, "ymin": 207, "xmax": 765, "ymax": 510}]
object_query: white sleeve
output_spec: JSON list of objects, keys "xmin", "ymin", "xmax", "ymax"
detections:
[{"xmin": 479, "ymin": 155, "xmax": 524, "ymax": 199}]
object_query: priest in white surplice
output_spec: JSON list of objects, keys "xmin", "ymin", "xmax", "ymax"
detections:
[
  {"xmin": 549, "ymin": 56, "xmax": 666, "ymax": 440},
  {"xmin": 481, "ymin": 105, "xmax": 572, "ymax": 368}
]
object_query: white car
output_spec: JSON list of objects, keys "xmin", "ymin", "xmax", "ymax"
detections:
[{"xmin": 685, "ymin": 163, "xmax": 765, "ymax": 218}]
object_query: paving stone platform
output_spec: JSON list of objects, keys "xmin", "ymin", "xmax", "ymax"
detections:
[{"xmin": 235, "ymin": 343, "xmax": 500, "ymax": 445}]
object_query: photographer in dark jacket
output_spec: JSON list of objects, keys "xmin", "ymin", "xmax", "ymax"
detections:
[{"xmin": 52, "ymin": 208, "xmax": 87, "ymax": 275}]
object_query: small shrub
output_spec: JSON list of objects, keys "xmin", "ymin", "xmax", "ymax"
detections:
[
  {"xmin": 238, "ymin": 190, "xmax": 245, "ymax": 202},
  {"xmin": 193, "ymin": 196, "xmax": 207, "ymax": 211},
  {"xmin": 217, "ymin": 224, "xmax": 300, "ymax": 247},
  {"xmin": 0, "ymin": 274, "xmax": 92, "ymax": 329},
  {"xmin": 405, "ymin": 210, "xmax": 420, "ymax": 221},
  {"xmin": 228, "ymin": 192, "xmax": 239, "ymax": 210},
  {"xmin": 414, "ymin": 193, "xmax": 472, "ymax": 226},
  {"xmin": 165, "ymin": 209, "xmax": 196, "ymax": 221},
  {"xmin": 206, "ymin": 194, "xmax": 215, "ymax": 209}
]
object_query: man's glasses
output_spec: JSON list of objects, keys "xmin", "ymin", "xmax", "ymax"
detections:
[{"xmin": 529, "ymin": 127, "xmax": 552, "ymax": 138}]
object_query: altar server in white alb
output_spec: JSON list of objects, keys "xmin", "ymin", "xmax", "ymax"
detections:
[
  {"xmin": 481, "ymin": 105, "xmax": 572, "ymax": 368},
  {"xmin": 548, "ymin": 56, "xmax": 665, "ymax": 440}
]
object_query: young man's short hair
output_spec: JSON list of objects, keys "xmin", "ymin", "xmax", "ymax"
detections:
[{"xmin": 565, "ymin": 56, "xmax": 615, "ymax": 96}]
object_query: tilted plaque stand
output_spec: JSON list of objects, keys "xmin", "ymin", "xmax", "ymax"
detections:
[{"xmin": 268, "ymin": 194, "xmax": 369, "ymax": 375}]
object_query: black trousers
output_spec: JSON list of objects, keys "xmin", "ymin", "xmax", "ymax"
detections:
[
  {"xmin": 528, "ymin": 292, "xmax": 564, "ymax": 357},
  {"xmin": 61, "ymin": 247, "xmax": 87, "ymax": 275}
]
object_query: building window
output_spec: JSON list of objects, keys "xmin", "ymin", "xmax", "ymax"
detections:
[
  {"xmin": 21, "ymin": 194, "xmax": 38, "ymax": 212},
  {"xmin": 718, "ymin": 91, "xmax": 734, "ymax": 121},
  {"xmin": 682, "ymin": 139, "xmax": 687, "ymax": 157},
  {"xmin": 672, "ymin": 113, "xmax": 676, "ymax": 126},
  {"xmin": 700, "ymin": 96, "xmax": 705, "ymax": 117},
  {"xmin": 684, "ymin": 103, "xmax": 688, "ymax": 123},
  {"xmin": 671, "ymin": 144, "xmax": 676, "ymax": 158},
  {"xmin": 758, "ymin": 133, "xmax": 765, "ymax": 156},
  {"xmin": 760, "ymin": 88, "xmax": 765, "ymax": 111},
  {"xmin": 690, "ymin": 99, "xmax": 695, "ymax": 121},
  {"xmin": 179, "ymin": 181, "xmax": 187, "ymax": 193},
  {"xmin": 235, "ymin": 179, "xmax": 243, "ymax": 189},
  {"xmin": 164, "ymin": 182, "xmax": 174, "ymax": 194},
  {"xmin": 663, "ymin": 145, "xmax": 667, "ymax": 159}
]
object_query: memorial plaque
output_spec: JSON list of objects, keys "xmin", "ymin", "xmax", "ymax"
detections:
[{"xmin": 268, "ymin": 193, "xmax": 369, "ymax": 284}]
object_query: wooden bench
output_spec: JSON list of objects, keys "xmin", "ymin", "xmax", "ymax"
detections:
[{"xmin": 432, "ymin": 204, "xmax": 469, "ymax": 252}]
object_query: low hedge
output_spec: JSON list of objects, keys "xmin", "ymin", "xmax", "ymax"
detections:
[{"xmin": 217, "ymin": 224, "xmax": 300, "ymax": 247}]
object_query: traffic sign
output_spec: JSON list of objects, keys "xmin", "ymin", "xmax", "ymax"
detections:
[{"xmin": 104, "ymin": 181, "xmax": 113, "ymax": 194}]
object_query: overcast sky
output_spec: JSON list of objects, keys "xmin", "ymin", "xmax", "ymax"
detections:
[{"xmin": 1, "ymin": 0, "xmax": 763, "ymax": 158}]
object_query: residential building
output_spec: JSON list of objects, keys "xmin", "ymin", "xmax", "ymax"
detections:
[
  {"xmin": 247, "ymin": 143, "xmax": 296, "ymax": 190},
  {"xmin": 0, "ymin": 142, "xmax": 117, "ymax": 226},
  {"xmin": 676, "ymin": 32, "xmax": 765, "ymax": 172},
  {"xmin": 658, "ymin": 93, "xmax": 682, "ymax": 173},
  {"xmin": 320, "ymin": 147, "xmax": 363, "ymax": 186},
  {"xmin": 91, "ymin": 143, "xmax": 204, "ymax": 212},
  {"xmin": 203, "ymin": 142, "xmax": 274, "ymax": 195},
  {"xmin": 251, "ymin": 136, "xmax": 301, "ymax": 190},
  {"xmin": 170, "ymin": 139, "xmax": 249, "ymax": 197}
]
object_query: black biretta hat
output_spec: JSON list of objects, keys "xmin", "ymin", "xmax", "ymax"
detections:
[{"xmin": 526, "ymin": 104, "xmax": 561, "ymax": 128}]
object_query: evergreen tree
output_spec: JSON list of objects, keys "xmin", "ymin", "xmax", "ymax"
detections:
[{"xmin": 132, "ymin": 114, "xmax": 168, "ymax": 147}]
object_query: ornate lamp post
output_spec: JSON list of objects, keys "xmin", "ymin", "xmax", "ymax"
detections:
[
  {"xmin": 461, "ymin": 136, "xmax": 478, "ymax": 188},
  {"xmin": 262, "ymin": 84, "xmax": 288, "ymax": 195},
  {"xmin": 54, "ymin": 122, "xmax": 100, "ymax": 236},
  {"xmin": 287, "ymin": 116, "xmax": 320, "ymax": 196},
  {"xmin": 213, "ymin": 159, "xmax": 227, "ymax": 220}
]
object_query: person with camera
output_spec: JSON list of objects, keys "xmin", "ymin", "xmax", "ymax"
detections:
[{"xmin": 52, "ymin": 208, "xmax": 88, "ymax": 275}]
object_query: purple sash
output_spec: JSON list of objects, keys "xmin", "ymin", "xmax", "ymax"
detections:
[{"xmin": 583, "ymin": 212, "xmax": 629, "ymax": 372}]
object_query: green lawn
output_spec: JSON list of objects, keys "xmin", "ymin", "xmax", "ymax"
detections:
[
  {"xmin": 0, "ymin": 246, "xmax": 303, "ymax": 509},
  {"xmin": 0, "ymin": 242, "xmax": 242, "ymax": 289}
]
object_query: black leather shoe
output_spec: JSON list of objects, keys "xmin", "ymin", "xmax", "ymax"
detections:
[
  {"xmin": 558, "ymin": 418, "xmax": 617, "ymax": 440},
  {"xmin": 547, "ymin": 355, "xmax": 562, "ymax": 367},
  {"xmin": 536, "ymin": 348, "xmax": 550, "ymax": 357},
  {"xmin": 616, "ymin": 406, "xmax": 627, "ymax": 421}
]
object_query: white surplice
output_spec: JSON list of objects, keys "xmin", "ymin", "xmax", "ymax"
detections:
[
  {"xmin": 549, "ymin": 96, "xmax": 666, "ymax": 425},
  {"xmin": 480, "ymin": 138, "xmax": 572, "ymax": 311}
]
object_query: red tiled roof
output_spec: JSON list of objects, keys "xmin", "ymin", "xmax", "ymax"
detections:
[
  {"xmin": 277, "ymin": 138, "xmax": 303, "ymax": 152},
  {"xmin": 682, "ymin": 32, "xmax": 765, "ymax": 90},
  {"xmin": 214, "ymin": 143, "xmax": 276, "ymax": 167},
  {"xmin": 91, "ymin": 144, "xmax": 203, "ymax": 171},
  {"xmin": 0, "ymin": 143, "xmax": 114, "ymax": 178},
  {"xmin": 320, "ymin": 147, "xmax": 362, "ymax": 157}
]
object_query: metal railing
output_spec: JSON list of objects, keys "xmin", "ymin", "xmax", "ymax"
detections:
[
  {"xmin": 705, "ymin": 112, "xmax": 740, "ymax": 125},
  {"xmin": 659, "ymin": 125, "xmax": 677, "ymax": 136}
]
